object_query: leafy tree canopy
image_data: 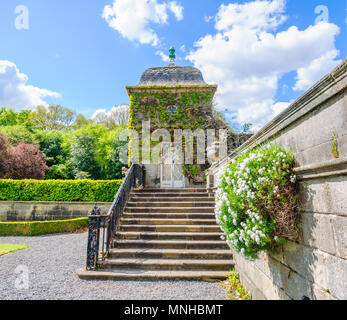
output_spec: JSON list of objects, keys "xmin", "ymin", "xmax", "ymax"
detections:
[
  {"xmin": 30, "ymin": 105, "xmax": 76, "ymax": 131},
  {"xmin": 0, "ymin": 107, "xmax": 33, "ymax": 128},
  {"xmin": 0, "ymin": 125, "xmax": 38, "ymax": 145}
]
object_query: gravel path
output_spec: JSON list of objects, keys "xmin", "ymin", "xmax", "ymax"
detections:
[{"xmin": 0, "ymin": 233, "xmax": 227, "ymax": 300}]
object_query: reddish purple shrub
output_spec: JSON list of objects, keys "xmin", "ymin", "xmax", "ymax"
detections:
[
  {"xmin": 0, "ymin": 133, "xmax": 11, "ymax": 178},
  {"xmin": 0, "ymin": 133, "xmax": 48, "ymax": 180},
  {"xmin": 9, "ymin": 143, "xmax": 48, "ymax": 180}
]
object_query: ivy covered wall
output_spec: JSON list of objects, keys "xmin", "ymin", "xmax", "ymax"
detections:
[
  {"xmin": 126, "ymin": 85, "xmax": 219, "ymax": 185},
  {"xmin": 127, "ymin": 85, "xmax": 217, "ymax": 131}
]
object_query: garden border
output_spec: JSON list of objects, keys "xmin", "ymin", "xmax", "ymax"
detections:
[{"xmin": 0, "ymin": 217, "xmax": 89, "ymax": 236}]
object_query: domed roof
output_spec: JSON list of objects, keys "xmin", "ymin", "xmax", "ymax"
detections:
[{"xmin": 138, "ymin": 47, "xmax": 206, "ymax": 86}]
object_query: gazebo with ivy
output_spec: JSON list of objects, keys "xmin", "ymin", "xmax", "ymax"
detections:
[{"xmin": 126, "ymin": 47, "xmax": 218, "ymax": 188}]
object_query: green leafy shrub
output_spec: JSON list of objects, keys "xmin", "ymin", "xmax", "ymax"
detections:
[
  {"xmin": 45, "ymin": 162, "xmax": 75, "ymax": 180},
  {"xmin": 216, "ymin": 144, "xmax": 298, "ymax": 260},
  {"xmin": 71, "ymin": 133, "xmax": 101, "ymax": 179},
  {"xmin": 75, "ymin": 171, "xmax": 91, "ymax": 180},
  {"xmin": 219, "ymin": 269, "xmax": 251, "ymax": 300},
  {"xmin": 0, "ymin": 217, "xmax": 89, "ymax": 236},
  {"xmin": 0, "ymin": 179, "xmax": 122, "ymax": 202},
  {"xmin": 0, "ymin": 125, "xmax": 38, "ymax": 145}
]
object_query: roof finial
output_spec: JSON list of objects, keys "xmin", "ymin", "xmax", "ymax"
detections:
[{"xmin": 169, "ymin": 46, "xmax": 176, "ymax": 62}]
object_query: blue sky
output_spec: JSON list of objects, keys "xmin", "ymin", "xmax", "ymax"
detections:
[{"xmin": 0, "ymin": 0, "xmax": 346, "ymax": 129}]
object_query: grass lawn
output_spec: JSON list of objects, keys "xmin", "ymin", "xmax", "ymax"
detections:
[{"xmin": 0, "ymin": 244, "xmax": 29, "ymax": 256}]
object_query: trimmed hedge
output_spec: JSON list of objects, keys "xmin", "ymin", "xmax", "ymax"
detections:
[
  {"xmin": 0, "ymin": 179, "xmax": 123, "ymax": 202},
  {"xmin": 0, "ymin": 217, "xmax": 89, "ymax": 236}
]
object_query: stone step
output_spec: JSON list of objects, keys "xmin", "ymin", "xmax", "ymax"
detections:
[
  {"xmin": 77, "ymin": 188, "xmax": 222, "ymax": 282},
  {"xmin": 119, "ymin": 224, "xmax": 221, "ymax": 232},
  {"xmin": 129, "ymin": 196, "xmax": 214, "ymax": 202},
  {"xmin": 134, "ymin": 188, "xmax": 208, "ymax": 193},
  {"xmin": 77, "ymin": 268, "xmax": 228, "ymax": 281},
  {"xmin": 130, "ymin": 192, "xmax": 211, "ymax": 198},
  {"xmin": 116, "ymin": 231, "xmax": 223, "ymax": 241},
  {"xmin": 126, "ymin": 202, "xmax": 215, "ymax": 208},
  {"xmin": 120, "ymin": 218, "xmax": 218, "ymax": 225},
  {"xmin": 113, "ymin": 239, "xmax": 229, "ymax": 249},
  {"xmin": 108, "ymin": 248, "xmax": 233, "ymax": 260},
  {"xmin": 122, "ymin": 212, "xmax": 216, "ymax": 219},
  {"xmin": 98, "ymin": 258, "xmax": 234, "ymax": 271},
  {"xmin": 125, "ymin": 207, "xmax": 215, "ymax": 213}
]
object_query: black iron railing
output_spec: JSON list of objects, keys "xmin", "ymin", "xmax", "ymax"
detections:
[{"xmin": 86, "ymin": 163, "xmax": 145, "ymax": 270}]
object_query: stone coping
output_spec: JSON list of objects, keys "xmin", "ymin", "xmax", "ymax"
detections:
[
  {"xmin": 126, "ymin": 84, "xmax": 218, "ymax": 94},
  {"xmin": 0, "ymin": 201, "xmax": 112, "ymax": 205},
  {"xmin": 294, "ymin": 157, "xmax": 347, "ymax": 180},
  {"xmin": 207, "ymin": 157, "xmax": 347, "ymax": 181}
]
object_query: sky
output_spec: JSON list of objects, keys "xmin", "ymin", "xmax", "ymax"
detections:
[{"xmin": 0, "ymin": 0, "xmax": 346, "ymax": 130}]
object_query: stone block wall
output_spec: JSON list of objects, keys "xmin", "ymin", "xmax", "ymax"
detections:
[
  {"xmin": 208, "ymin": 60, "xmax": 347, "ymax": 300},
  {"xmin": 0, "ymin": 201, "xmax": 112, "ymax": 222}
]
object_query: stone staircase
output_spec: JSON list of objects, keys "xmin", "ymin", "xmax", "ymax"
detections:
[{"xmin": 77, "ymin": 188, "xmax": 233, "ymax": 281}]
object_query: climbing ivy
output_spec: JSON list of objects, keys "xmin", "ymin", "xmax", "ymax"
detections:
[
  {"xmin": 127, "ymin": 89, "xmax": 216, "ymax": 183},
  {"xmin": 128, "ymin": 91, "xmax": 213, "ymax": 130}
]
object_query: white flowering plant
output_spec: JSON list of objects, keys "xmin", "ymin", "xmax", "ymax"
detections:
[{"xmin": 215, "ymin": 144, "xmax": 298, "ymax": 260}]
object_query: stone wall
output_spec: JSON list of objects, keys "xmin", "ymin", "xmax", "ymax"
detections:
[
  {"xmin": 207, "ymin": 60, "xmax": 347, "ymax": 300},
  {"xmin": 0, "ymin": 201, "xmax": 112, "ymax": 222}
]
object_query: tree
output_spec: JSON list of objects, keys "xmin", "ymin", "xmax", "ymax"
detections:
[
  {"xmin": 4, "ymin": 142, "xmax": 48, "ymax": 180},
  {"xmin": 92, "ymin": 105, "xmax": 129, "ymax": 128},
  {"xmin": 71, "ymin": 123, "xmax": 122, "ymax": 178},
  {"xmin": 35, "ymin": 130, "xmax": 77, "ymax": 179},
  {"xmin": 0, "ymin": 108, "xmax": 31, "ymax": 126},
  {"xmin": 0, "ymin": 108, "xmax": 33, "ymax": 128},
  {"xmin": 108, "ymin": 105, "xmax": 129, "ymax": 126},
  {"xmin": 0, "ymin": 106, "xmax": 129, "ymax": 181},
  {"xmin": 0, "ymin": 108, "xmax": 18, "ymax": 126},
  {"xmin": 45, "ymin": 161, "xmax": 75, "ymax": 180},
  {"xmin": 106, "ymin": 138, "xmax": 128, "ymax": 179},
  {"xmin": 242, "ymin": 123, "xmax": 252, "ymax": 133},
  {"xmin": 75, "ymin": 171, "xmax": 91, "ymax": 180},
  {"xmin": 30, "ymin": 105, "xmax": 76, "ymax": 130},
  {"xmin": 91, "ymin": 109, "xmax": 108, "ymax": 124},
  {"xmin": 0, "ymin": 125, "xmax": 38, "ymax": 145},
  {"xmin": 70, "ymin": 133, "xmax": 101, "ymax": 179},
  {"xmin": 37, "ymin": 130, "xmax": 65, "ymax": 166},
  {"xmin": 0, "ymin": 133, "xmax": 11, "ymax": 178},
  {"xmin": 73, "ymin": 114, "xmax": 92, "ymax": 129}
]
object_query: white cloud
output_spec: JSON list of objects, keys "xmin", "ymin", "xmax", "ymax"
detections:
[
  {"xmin": 294, "ymin": 49, "xmax": 342, "ymax": 91},
  {"xmin": 156, "ymin": 50, "xmax": 170, "ymax": 62},
  {"xmin": 204, "ymin": 16, "xmax": 214, "ymax": 23},
  {"xmin": 215, "ymin": 0, "xmax": 287, "ymax": 32},
  {"xmin": 102, "ymin": 0, "xmax": 184, "ymax": 47},
  {"xmin": 168, "ymin": 1, "xmax": 184, "ymax": 21},
  {"xmin": 186, "ymin": 0, "xmax": 341, "ymax": 130},
  {"xmin": 271, "ymin": 102, "xmax": 290, "ymax": 117},
  {"xmin": 0, "ymin": 60, "xmax": 60, "ymax": 110}
]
